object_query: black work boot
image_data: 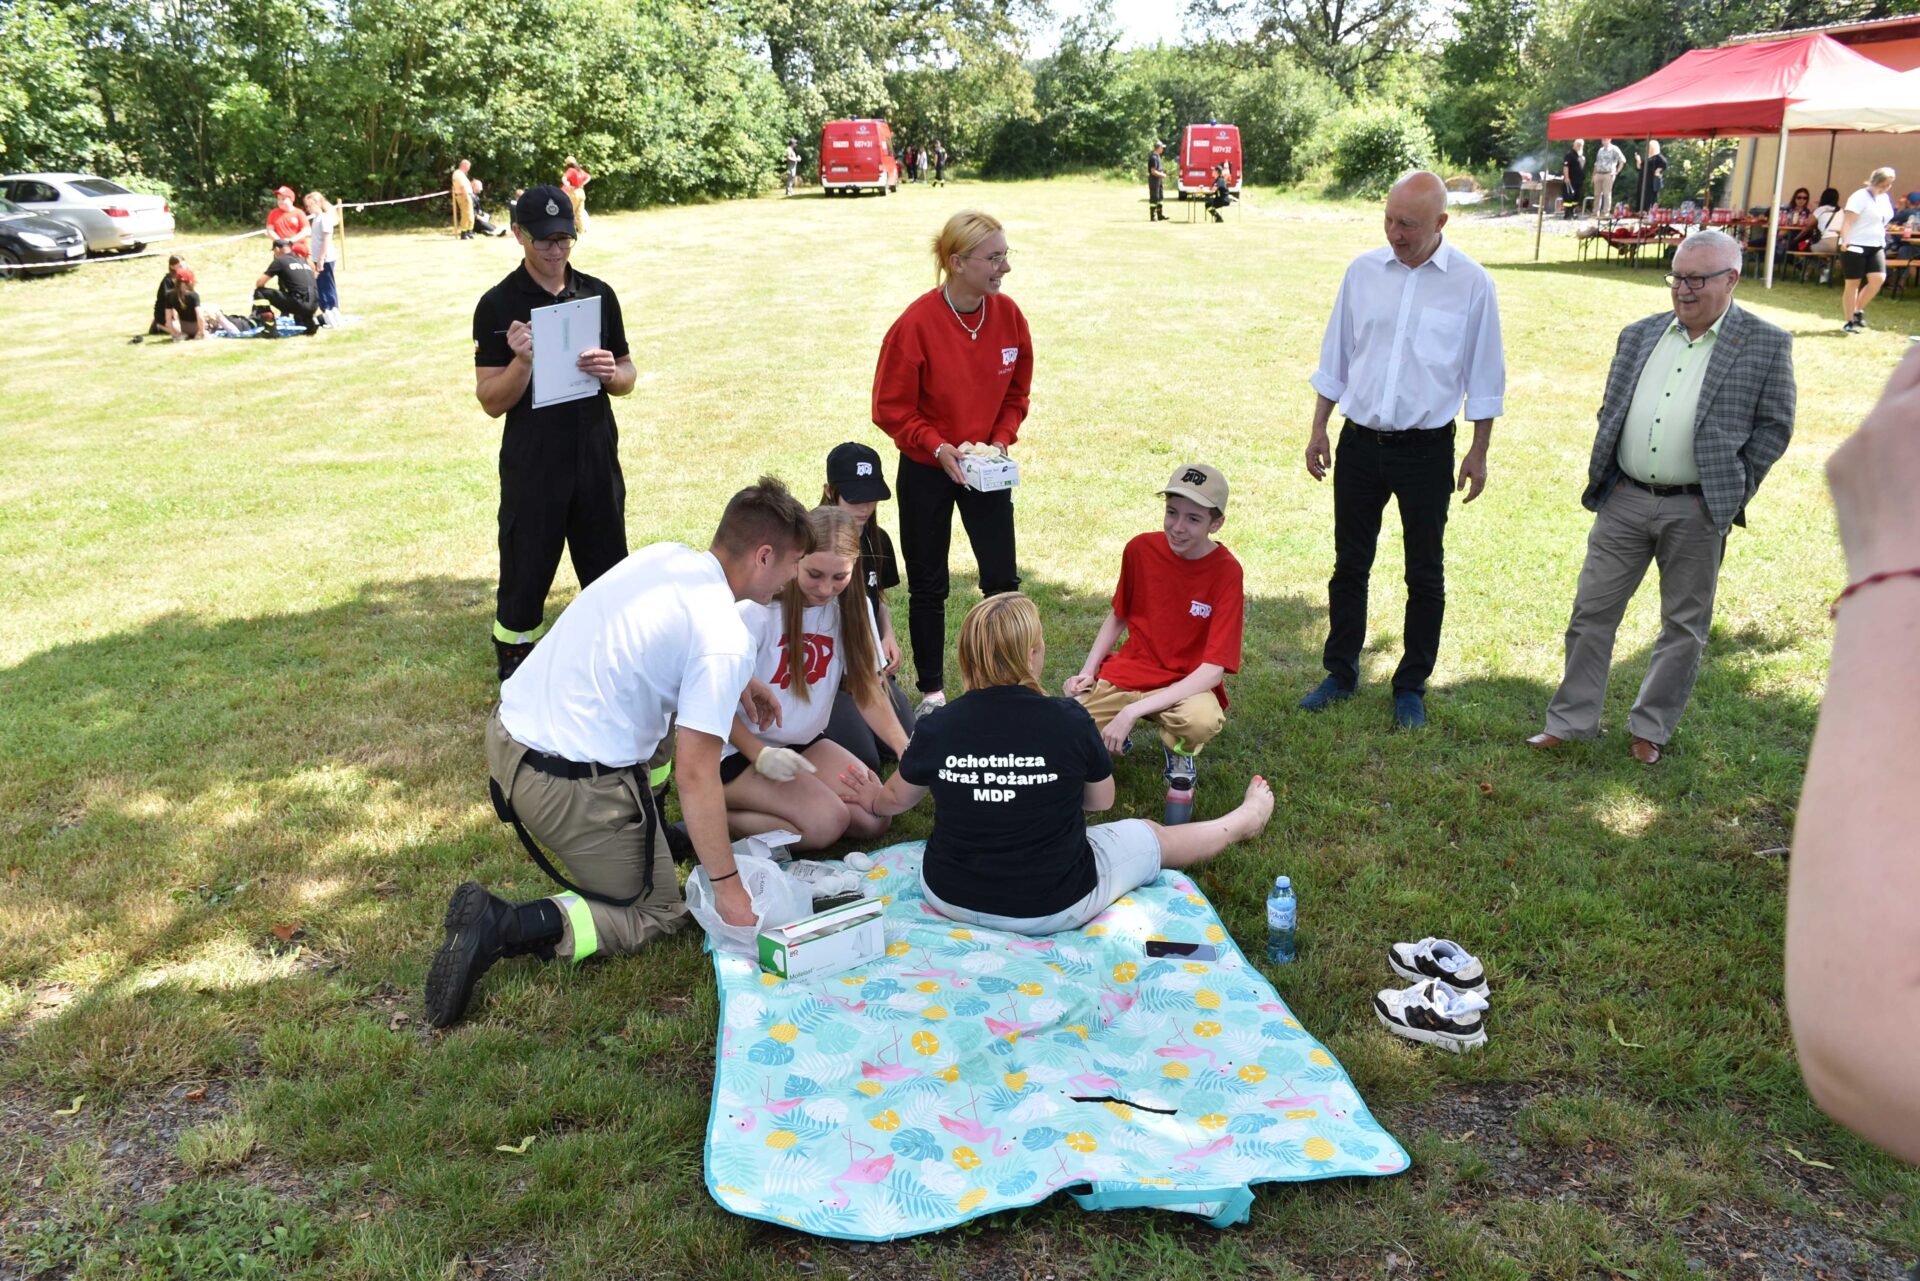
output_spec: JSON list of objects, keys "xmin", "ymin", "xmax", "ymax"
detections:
[
  {"xmin": 495, "ymin": 638, "xmax": 534, "ymax": 681},
  {"xmin": 424, "ymin": 884, "xmax": 563, "ymax": 1028}
]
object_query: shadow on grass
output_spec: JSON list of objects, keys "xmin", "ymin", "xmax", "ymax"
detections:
[{"xmin": 0, "ymin": 561, "xmax": 1859, "ymax": 1276}]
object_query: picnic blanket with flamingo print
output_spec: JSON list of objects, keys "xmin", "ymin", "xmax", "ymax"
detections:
[{"xmin": 703, "ymin": 841, "xmax": 1408, "ymax": 1240}]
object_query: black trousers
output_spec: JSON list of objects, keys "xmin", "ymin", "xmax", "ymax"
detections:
[
  {"xmin": 497, "ymin": 421, "xmax": 628, "ymax": 636},
  {"xmin": 1324, "ymin": 422, "xmax": 1453, "ymax": 695},
  {"xmin": 1148, "ymin": 175, "xmax": 1164, "ymax": 209},
  {"xmin": 252, "ymin": 287, "xmax": 318, "ymax": 330},
  {"xmin": 896, "ymin": 454, "xmax": 1020, "ymax": 694},
  {"xmin": 823, "ymin": 676, "xmax": 917, "ymax": 770}
]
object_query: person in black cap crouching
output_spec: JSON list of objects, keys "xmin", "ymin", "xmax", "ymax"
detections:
[
  {"xmin": 472, "ymin": 184, "xmax": 636, "ymax": 681},
  {"xmin": 253, "ymin": 238, "xmax": 321, "ymax": 336}
]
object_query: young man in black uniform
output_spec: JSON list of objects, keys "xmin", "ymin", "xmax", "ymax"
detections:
[
  {"xmin": 1147, "ymin": 142, "xmax": 1168, "ymax": 222},
  {"xmin": 253, "ymin": 239, "xmax": 320, "ymax": 335},
  {"xmin": 472, "ymin": 185, "xmax": 636, "ymax": 680}
]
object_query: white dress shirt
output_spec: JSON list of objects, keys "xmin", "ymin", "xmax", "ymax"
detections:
[{"xmin": 1309, "ymin": 239, "xmax": 1506, "ymax": 430}]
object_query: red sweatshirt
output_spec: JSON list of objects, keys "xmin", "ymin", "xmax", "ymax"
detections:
[{"xmin": 871, "ymin": 287, "xmax": 1033, "ymax": 466}]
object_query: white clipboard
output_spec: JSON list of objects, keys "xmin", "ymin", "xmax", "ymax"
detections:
[{"xmin": 530, "ymin": 295, "xmax": 603, "ymax": 409}]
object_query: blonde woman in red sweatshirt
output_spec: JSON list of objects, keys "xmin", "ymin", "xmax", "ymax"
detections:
[{"xmin": 870, "ymin": 209, "xmax": 1034, "ymax": 717}]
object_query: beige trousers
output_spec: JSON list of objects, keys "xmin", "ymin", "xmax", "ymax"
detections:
[
  {"xmin": 485, "ymin": 708, "xmax": 686, "ymax": 962},
  {"xmin": 451, "ymin": 190, "xmax": 473, "ymax": 233},
  {"xmin": 1544, "ymin": 481, "xmax": 1724, "ymax": 746},
  {"xmin": 1075, "ymin": 680, "xmax": 1226, "ymax": 755}
]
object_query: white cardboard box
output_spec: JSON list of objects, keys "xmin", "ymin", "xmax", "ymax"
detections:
[
  {"xmin": 758, "ymin": 896, "xmax": 886, "ymax": 980},
  {"xmin": 960, "ymin": 452, "xmax": 1020, "ymax": 493},
  {"xmin": 733, "ymin": 830, "xmax": 803, "ymax": 863}
]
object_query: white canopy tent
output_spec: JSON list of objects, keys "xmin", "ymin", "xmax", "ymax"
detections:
[{"xmin": 1761, "ymin": 68, "xmax": 1920, "ymax": 285}]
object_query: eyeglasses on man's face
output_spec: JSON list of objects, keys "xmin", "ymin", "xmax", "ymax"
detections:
[{"xmin": 1665, "ymin": 268, "xmax": 1735, "ymax": 290}]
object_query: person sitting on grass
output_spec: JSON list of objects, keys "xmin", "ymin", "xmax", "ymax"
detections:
[
  {"xmin": 819, "ymin": 441, "xmax": 916, "ymax": 771},
  {"xmin": 1062, "ymin": 464, "xmax": 1244, "ymax": 826},
  {"xmin": 149, "ymin": 255, "xmax": 190, "ymax": 335},
  {"xmin": 721, "ymin": 505, "xmax": 909, "ymax": 850},
  {"xmin": 837, "ymin": 592, "xmax": 1273, "ymax": 937},
  {"xmin": 162, "ymin": 268, "xmax": 241, "ymax": 340}
]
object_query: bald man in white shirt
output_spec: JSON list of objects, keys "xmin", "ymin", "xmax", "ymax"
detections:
[{"xmin": 1301, "ymin": 170, "xmax": 1507, "ymax": 729}]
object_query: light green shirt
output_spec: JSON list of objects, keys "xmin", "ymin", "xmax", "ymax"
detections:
[{"xmin": 1616, "ymin": 307, "xmax": 1727, "ymax": 486}]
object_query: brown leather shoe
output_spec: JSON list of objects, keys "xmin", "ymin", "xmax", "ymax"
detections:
[
  {"xmin": 1629, "ymin": 736, "xmax": 1662, "ymax": 765},
  {"xmin": 1525, "ymin": 733, "xmax": 1566, "ymax": 750}
]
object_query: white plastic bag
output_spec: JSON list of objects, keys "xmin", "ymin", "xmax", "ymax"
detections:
[{"xmin": 686, "ymin": 853, "xmax": 816, "ymax": 957}]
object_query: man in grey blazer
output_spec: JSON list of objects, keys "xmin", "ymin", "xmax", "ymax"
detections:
[{"xmin": 1527, "ymin": 231, "xmax": 1795, "ymax": 763}]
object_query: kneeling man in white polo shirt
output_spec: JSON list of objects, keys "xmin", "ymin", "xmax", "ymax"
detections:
[{"xmin": 425, "ymin": 477, "xmax": 815, "ymax": 1027}]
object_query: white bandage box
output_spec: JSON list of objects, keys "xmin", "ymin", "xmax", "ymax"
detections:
[
  {"xmin": 732, "ymin": 830, "xmax": 803, "ymax": 863},
  {"xmin": 757, "ymin": 896, "xmax": 886, "ymax": 980},
  {"xmin": 960, "ymin": 452, "xmax": 1020, "ymax": 493}
]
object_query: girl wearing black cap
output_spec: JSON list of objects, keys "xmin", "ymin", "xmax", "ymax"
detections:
[{"xmin": 820, "ymin": 442, "xmax": 916, "ymax": 768}]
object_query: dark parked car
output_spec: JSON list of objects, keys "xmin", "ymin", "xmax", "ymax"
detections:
[{"xmin": 0, "ymin": 196, "xmax": 88, "ymax": 277}]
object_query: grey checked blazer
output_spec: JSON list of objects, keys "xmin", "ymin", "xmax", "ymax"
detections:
[{"xmin": 1583, "ymin": 301, "xmax": 1796, "ymax": 533}]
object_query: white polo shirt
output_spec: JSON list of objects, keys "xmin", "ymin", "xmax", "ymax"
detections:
[
  {"xmin": 500, "ymin": 542, "xmax": 754, "ymax": 767},
  {"xmin": 1309, "ymin": 238, "xmax": 1507, "ymax": 431}
]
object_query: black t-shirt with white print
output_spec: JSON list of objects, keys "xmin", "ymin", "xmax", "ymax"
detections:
[
  {"xmin": 859, "ymin": 519, "xmax": 900, "ymax": 608},
  {"xmin": 901, "ymin": 684, "xmax": 1113, "ymax": 918}
]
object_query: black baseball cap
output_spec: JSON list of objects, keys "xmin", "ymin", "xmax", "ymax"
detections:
[
  {"xmin": 513, "ymin": 185, "xmax": 576, "ymax": 239},
  {"xmin": 827, "ymin": 442, "xmax": 891, "ymax": 503},
  {"xmin": 272, "ymin": 237, "xmax": 292, "ymax": 250}
]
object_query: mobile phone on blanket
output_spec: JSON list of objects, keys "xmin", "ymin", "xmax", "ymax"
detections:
[{"xmin": 1145, "ymin": 940, "xmax": 1218, "ymax": 960}]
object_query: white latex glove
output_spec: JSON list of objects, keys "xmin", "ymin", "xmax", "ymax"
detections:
[{"xmin": 753, "ymin": 747, "xmax": 818, "ymax": 782}]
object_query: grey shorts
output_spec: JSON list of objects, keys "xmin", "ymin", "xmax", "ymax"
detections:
[{"xmin": 919, "ymin": 818, "xmax": 1162, "ymax": 936}]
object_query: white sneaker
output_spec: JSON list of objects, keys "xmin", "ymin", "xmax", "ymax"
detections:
[
  {"xmin": 1374, "ymin": 980, "xmax": 1489, "ymax": 1053},
  {"xmin": 913, "ymin": 692, "xmax": 946, "ymax": 720},
  {"xmin": 1388, "ymin": 937, "xmax": 1487, "ymax": 993}
]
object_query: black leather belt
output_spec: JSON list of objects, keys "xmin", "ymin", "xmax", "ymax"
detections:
[
  {"xmin": 1347, "ymin": 420, "xmax": 1454, "ymax": 442},
  {"xmin": 520, "ymin": 750, "xmax": 622, "ymax": 780},
  {"xmin": 1622, "ymin": 476, "xmax": 1702, "ymax": 497}
]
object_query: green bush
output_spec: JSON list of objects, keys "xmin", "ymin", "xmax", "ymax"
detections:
[
  {"xmin": 1225, "ymin": 54, "xmax": 1342, "ymax": 185},
  {"xmin": 1325, "ymin": 100, "xmax": 1439, "ymax": 198}
]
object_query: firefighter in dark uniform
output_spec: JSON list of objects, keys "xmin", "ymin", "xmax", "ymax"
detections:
[
  {"xmin": 472, "ymin": 185, "xmax": 636, "ymax": 680},
  {"xmin": 1148, "ymin": 142, "xmax": 1169, "ymax": 222}
]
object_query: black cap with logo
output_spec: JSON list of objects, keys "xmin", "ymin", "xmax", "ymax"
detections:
[
  {"xmin": 513, "ymin": 185, "xmax": 577, "ymax": 240},
  {"xmin": 827, "ymin": 441, "xmax": 891, "ymax": 503}
]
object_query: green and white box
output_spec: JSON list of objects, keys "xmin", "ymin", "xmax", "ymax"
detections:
[
  {"xmin": 757, "ymin": 896, "xmax": 886, "ymax": 981},
  {"xmin": 960, "ymin": 452, "xmax": 1020, "ymax": 492}
]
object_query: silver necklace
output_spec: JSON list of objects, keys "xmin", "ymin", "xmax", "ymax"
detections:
[{"xmin": 942, "ymin": 287, "xmax": 985, "ymax": 341}]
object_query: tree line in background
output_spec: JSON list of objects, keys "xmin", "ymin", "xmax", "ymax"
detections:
[{"xmin": 1, "ymin": 0, "xmax": 1916, "ymax": 224}]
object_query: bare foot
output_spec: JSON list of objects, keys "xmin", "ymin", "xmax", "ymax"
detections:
[{"xmin": 1224, "ymin": 775, "xmax": 1275, "ymax": 842}]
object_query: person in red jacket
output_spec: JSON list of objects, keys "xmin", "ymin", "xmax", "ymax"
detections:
[
  {"xmin": 871, "ymin": 209, "xmax": 1033, "ymax": 714},
  {"xmin": 265, "ymin": 186, "xmax": 310, "ymax": 258}
]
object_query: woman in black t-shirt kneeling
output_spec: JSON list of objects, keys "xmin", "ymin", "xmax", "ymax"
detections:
[{"xmin": 840, "ymin": 593, "xmax": 1272, "ymax": 935}]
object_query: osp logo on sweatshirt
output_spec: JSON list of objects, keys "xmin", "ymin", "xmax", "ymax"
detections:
[{"xmin": 1001, "ymin": 346, "xmax": 1018, "ymax": 366}]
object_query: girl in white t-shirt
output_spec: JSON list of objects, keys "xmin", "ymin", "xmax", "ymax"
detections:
[
  {"xmin": 722, "ymin": 506, "xmax": 910, "ymax": 849},
  {"xmin": 1839, "ymin": 166, "xmax": 1897, "ymax": 334}
]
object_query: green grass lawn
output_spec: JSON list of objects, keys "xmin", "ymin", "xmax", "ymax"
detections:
[{"xmin": 2, "ymin": 176, "xmax": 1914, "ymax": 1280}]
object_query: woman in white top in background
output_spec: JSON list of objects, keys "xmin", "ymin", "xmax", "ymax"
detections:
[
  {"xmin": 721, "ymin": 506, "xmax": 909, "ymax": 849},
  {"xmin": 1838, "ymin": 166, "xmax": 1896, "ymax": 335},
  {"xmin": 303, "ymin": 190, "xmax": 342, "ymax": 326}
]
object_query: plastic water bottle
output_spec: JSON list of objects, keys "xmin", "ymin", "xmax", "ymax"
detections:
[{"xmin": 1266, "ymin": 876, "xmax": 1296, "ymax": 965}]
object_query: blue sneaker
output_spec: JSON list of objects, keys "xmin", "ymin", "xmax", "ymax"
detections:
[
  {"xmin": 1392, "ymin": 691, "xmax": 1426, "ymax": 729},
  {"xmin": 1298, "ymin": 677, "xmax": 1357, "ymax": 712}
]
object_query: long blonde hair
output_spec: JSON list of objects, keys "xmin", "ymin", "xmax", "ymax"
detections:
[
  {"xmin": 779, "ymin": 506, "xmax": 879, "ymax": 706},
  {"xmin": 956, "ymin": 593, "xmax": 1044, "ymax": 695},
  {"xmin": 932, "ymin": 210, "xmax": 1003, "ymax": 287}
]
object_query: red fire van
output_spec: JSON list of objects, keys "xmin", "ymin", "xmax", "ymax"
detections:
[
  {"xmin": 1179, "ymin": 124, "xmax": 1243, "ymax": 198},
  {"xmin": 819, "ymin": 119, "xmax": 900, "ymax": 196}
]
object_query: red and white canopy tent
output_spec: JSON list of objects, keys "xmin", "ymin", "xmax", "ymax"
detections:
[{"xmin": 1545, "ymin": 34, "xmax": 1907, "ymax": 285}]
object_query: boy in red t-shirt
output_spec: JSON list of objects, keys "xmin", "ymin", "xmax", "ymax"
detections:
[{"xmin": 1064, "ymin": 463, "xmax": 1244, "ymax": 824}]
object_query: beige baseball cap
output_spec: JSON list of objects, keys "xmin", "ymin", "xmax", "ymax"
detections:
[{"xmin": 1159, "ymin": 463, "xmax": 1228, "ymax": 512}]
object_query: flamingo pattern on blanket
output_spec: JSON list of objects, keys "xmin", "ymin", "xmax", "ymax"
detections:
[{"xmin": 704, "ymin": 841, "xmax": 1409, "ymax": 1240}]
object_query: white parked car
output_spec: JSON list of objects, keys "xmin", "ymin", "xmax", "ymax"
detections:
[{"xmin": 0, "ymin": 173, "xmax": 175, "ymax": 254}]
